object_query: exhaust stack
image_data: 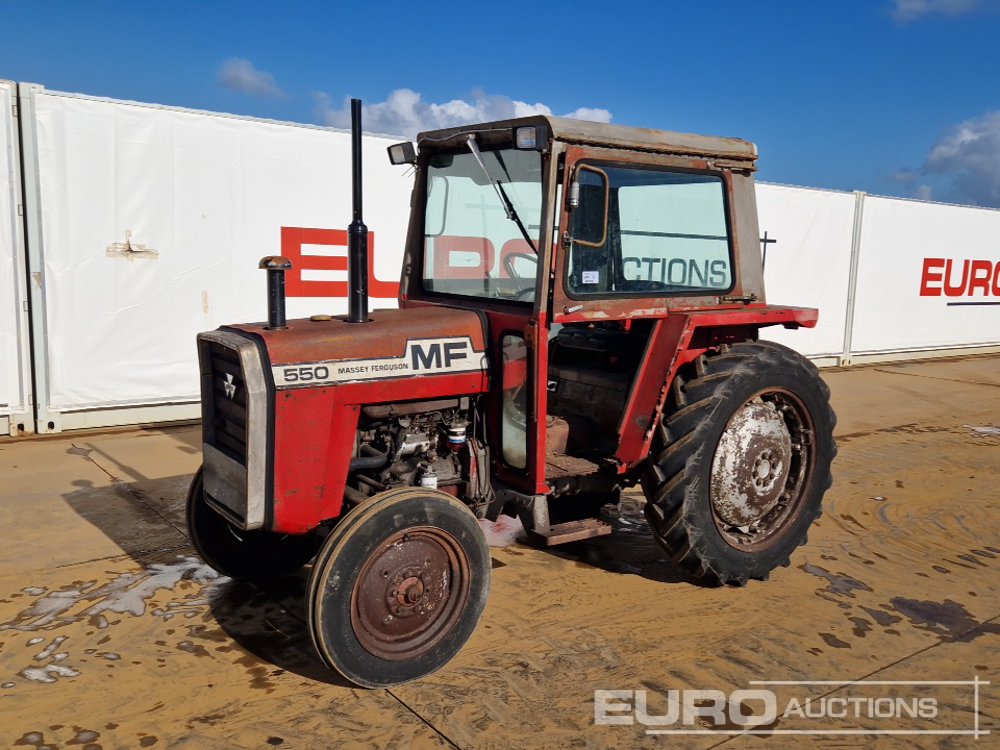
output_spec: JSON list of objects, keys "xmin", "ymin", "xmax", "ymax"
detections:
[
  {"xmin": 347, "ymin": 98, "xmax": 369, "ymax": 324},
  {"xmin": 259, "ymin": 255, "xmax": 291, "ymax": 329}
]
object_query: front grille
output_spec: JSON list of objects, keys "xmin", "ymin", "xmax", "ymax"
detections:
[{"xmin": 204, "ymin": 341, "xmax": 248, "ymax": 465}]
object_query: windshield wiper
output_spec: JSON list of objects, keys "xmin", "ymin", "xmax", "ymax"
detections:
[{"xmin": 465, "ymin": 135, "xmax": 538, "ymax": 254}]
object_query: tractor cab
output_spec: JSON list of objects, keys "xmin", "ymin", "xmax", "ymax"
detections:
[{"xmin": 392, "ymin": 116, "xmax": 812, "ymax": 541}]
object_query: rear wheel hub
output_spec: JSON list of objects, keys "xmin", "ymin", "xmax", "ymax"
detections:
[{"xmin": 711, "ymin": 397, "xmax": 792, "ymax": 527}]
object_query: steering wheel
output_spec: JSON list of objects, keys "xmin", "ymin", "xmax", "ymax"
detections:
[
  {"xmin": 515, "ymin": 286, "xmax": 535, "ymax": 302},
  {"xmin": 503, "ymin": 251, "xmax": 538, "ymax": 279}
]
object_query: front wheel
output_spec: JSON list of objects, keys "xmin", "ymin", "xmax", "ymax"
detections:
[
  {"xmin": 186, "ymin": 467, "xmax": 321, "ymax": 581},
  {"xmin": 641, "ymin": 341, "xmax": 836, "ymax": 585},
  {"xmin": 307, "ymin": 488, "xmax": 491, "ymax": 688}
]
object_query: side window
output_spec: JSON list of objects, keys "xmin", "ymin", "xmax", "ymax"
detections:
[
  {"xmin": 567, "ymin": 165, "xmax": 733, "ymax": 296},
  {"xmin": 500, "ymin": 334, "xmax": 528, "ymax": 469}
]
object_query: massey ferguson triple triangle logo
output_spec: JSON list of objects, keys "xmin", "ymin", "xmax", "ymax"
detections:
[{"xmin": 222, "ymin": 373, "xmax": 237, "ymax": 400}]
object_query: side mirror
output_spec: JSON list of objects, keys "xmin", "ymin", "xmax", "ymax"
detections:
[
  {"xmin": 568, "ymin": 164, "xmax": 609, "ymax": 248},
  {"xmin": 387, "ymin": 141, "xmax": 416, "ymax": 165}
]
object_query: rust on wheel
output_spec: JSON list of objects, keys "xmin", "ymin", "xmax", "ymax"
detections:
[
  {"xmin": 350, "ymin": 526, "xmax": 471, "ymax": 661},
  {"xmin": 710, "ymin": 388, "xmax": 814, "ymax": 552},
  {"xmin": 308, "ymin": 488, "xmax": 490, "ymax": 687},
  {"xmin": 642, "ymin": 342, "xmax": 835, "ymax": 585}
]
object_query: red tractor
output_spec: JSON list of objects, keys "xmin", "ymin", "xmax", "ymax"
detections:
[{"xmin": 188, "ymin": 101, "xmax": 835, "ymax": 687}]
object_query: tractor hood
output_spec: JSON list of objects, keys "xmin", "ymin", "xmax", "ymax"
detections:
[{"xmin": 226, "ymin": 305, "xmax": 489, "ymax": 390}]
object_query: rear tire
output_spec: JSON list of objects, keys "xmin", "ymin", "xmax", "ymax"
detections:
[
  {"xmin": 641, "ymin": 341, "xmax": 836, "ymax": 585},
  {"xmin": 307, "ymin": 488, "xmax": 491, "ymax": 688},
  {"xmin": 187, "ymin": 467, "xmax": 321, "ymax": 581}
]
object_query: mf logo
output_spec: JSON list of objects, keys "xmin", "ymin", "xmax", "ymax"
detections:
[{"xmin": 410, "ymin": 341, "xmax": 469, "ymax": 371}]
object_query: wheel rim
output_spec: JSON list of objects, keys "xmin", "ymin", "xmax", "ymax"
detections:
[
  {"xmin": 349, "ymin": 526, "xmax": 471, "ymax": 661},
  {"xmin": 710, "ymin": 388, "xmax": 814, "ymax": 551}
]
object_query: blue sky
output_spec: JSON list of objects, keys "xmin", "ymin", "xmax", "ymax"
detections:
[{"xmin": 2, "ymin": 0, "xmax": 999, "ymax": 206}]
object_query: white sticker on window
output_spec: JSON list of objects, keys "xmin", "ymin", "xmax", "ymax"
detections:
[{"xmin": 581, "ymin": 270, "xmax": 600, "ymax": 284}]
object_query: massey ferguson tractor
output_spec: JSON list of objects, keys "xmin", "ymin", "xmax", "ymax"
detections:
[{"xmin": 188, "ymin": 100, "xmax": 835, "ymax": 688}]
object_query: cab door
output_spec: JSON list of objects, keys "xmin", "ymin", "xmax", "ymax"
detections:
[
  {"xmin": 489, "ymin": 164, "xmax": 561, "ymax": 498},
  {"xmin": 549, "ymin": 145, "xmax": 742, "ymax": 467}
]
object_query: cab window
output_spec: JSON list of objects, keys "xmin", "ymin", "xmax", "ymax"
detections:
[{"xmin": 567, "ymin": 165, "xmax": 733, "ymax": 296}]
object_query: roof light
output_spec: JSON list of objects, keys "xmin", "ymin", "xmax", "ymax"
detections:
[
  {"xmin": 515, "ymin": 126, "xmax": 538, "ymax": 150},
  {"xmin": 515, "ymin": 124, "xmax": 550, "ymax": 151}
]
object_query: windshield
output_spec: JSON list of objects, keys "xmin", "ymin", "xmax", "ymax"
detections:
[{"xmin": 422, "ymin": 147, "xmax": 542, "ymax": 301}]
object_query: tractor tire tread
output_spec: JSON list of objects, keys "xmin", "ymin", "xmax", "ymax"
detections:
[{"xmin": 642, "ymin": 342, "xmax": 836, "ymax": 586}]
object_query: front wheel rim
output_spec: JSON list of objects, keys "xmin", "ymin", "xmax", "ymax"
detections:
[{"xmin": 349, "ymin": 526, "xmax": 471, "ymax": 662}]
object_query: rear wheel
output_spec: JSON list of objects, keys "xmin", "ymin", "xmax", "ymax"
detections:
[
  {"xmin": 641, "ymin": 341, "xmax": 836, "ymax": 585},
  {"xmin": 307, "ymin": 488, "xmax": 490, "ymax": 688},
  {"xmin": 186, "ymin": 467, "xmax": 321, "ymax": 580}
]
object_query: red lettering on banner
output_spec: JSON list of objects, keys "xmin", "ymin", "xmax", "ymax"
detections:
[
  {"xmin": 432, "ymin": 236, "xmax": 495, "ymax": 279},
  {"xmin": 919, "ymin": 258, "xmax": 945, "ymax": 296},
  {"xmin": 281, "ymin": 227, "xmax": 400, "ymax": 299},
  {"xmin": 428, "ymin": 236, "xmax": 539, "ymax": 279},
  {"xmin": 968, "ymin": 260, "xmax": 993, "ymax": 296},
  {"xmin": 921, "ymin": 256, "xmax": 1000, "ymax": 298},
  {"xmin": 943, "ymin": 259, "xmax": 970, "ymax": 297}
]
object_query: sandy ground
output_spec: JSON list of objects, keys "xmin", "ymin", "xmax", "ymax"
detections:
[{"xmin": 0, "ymin": 356, "xmax": 997, "ymax": 749}]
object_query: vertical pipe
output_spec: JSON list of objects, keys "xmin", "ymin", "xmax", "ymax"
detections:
[
  {"xmin": 267, "ymin": 268, "xmax": 286, "ymax": 329},
  {"xmin": 259, "ymin": 256, "xmax": 291, "ymax": 329},
  {"xmin": 347, "ymin": 98, "xmax": 369, "ymax": 323}
]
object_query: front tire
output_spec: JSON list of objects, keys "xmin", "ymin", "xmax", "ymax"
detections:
[
  {"xmin": 187, "ymin": 467, "xmax": 321, "ymax": 581},
  {"xmin": 641, "ymin": 341, "xmax": 836, "ymax": 585},
  {"xmin": 307, "ymin": 488, "xmax": 491, "ymax": 688}
]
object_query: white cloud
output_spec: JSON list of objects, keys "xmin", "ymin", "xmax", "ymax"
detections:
[
  {"xmin": 315, "ymin": 88, "xmax": 612, "ymax": 138},
  {"xmin": 217, "ymin": 58, "xmax": 284, "ymax": 97},
  {"xmin": 563, "ymin": 106, "xmax": 615, "ymax": 122},
  {"xmin": 922, "ymin": 111, "xmax": 1000, "ymax": 206},
  {"xmin": 891, "ymin": 0, "xmax": 991, "ymax": 22}
]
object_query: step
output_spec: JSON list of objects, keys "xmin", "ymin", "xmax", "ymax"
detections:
[
  {"xmin": 544, "ymin": 453, "xmax": 603, "ymax": 479},
  {"xmin": 533, "ymin": 518, "xmax": 612, "ymax": 546}
]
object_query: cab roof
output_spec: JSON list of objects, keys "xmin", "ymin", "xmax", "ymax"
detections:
[{"xmin": 417, "ymin": 115, "xmax": 757, "ymax": 163}]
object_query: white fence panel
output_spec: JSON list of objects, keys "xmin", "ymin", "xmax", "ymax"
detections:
[
  {"xmin": 16, "ymin": 84, "xmax": 1000, "ymax": 432},
  {"xmin": 0, "ymin": 81, "xmax": 32, "ymax": 435},
  {"xmin": 850, "ymin": 196, "xmax": 1000, "ymax": 355},
  {"xmin": 756, "ymin": 183, "xmax": 857, "ymax": 359},
  {"xmin": 25, "ymin": 87, "xmax": 410, "ymax": 424}
]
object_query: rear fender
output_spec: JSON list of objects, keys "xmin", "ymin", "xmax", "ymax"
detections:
[{"xmin": 615, "ymin": 305, "xmax": 817, "ymax": 469}]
